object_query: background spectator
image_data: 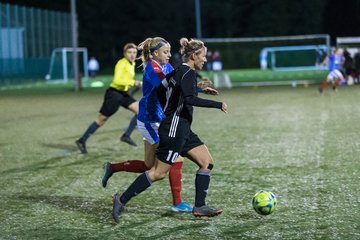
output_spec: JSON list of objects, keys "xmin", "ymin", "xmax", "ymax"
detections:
[
  {"xmin": 88, "ymin": 56, "xmax": 100, "ymax": 78},
  {"xmin": 354, "ymin": 48, "xmax": 360, "ymax": 83},
  {"xmin": 212, "ymin": 50, "xmax": 222, "ymax": 71}
]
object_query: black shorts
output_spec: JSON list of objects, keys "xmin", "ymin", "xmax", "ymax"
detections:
[
  {"xmin": 156, "ymin": 116, "xmax": 203, "ymax": 165},
  {"xmin": 99, "ymin": 87, "xmax": 136, "ymax": 117}
]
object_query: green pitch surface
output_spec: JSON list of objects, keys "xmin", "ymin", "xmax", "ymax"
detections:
[{"xmin": 1, "ymin": 85, "xmax": 360, "ymax": 239}]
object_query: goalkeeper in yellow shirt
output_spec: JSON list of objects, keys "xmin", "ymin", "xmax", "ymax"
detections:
[{"xmin": 76, "ymin": 43, "xmax": 141, "ymax": 153}]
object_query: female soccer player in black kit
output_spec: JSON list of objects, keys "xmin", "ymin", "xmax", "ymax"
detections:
[{"xmin": 111, "ymin": 38, "xmax": 228, "ymax": 223}]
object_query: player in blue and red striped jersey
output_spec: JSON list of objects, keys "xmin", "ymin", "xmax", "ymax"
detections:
[
  {"xmin": 319, "ymin": 48, "xmax": 346, "ymax": 93},
  {"xmin": 102, "ymin": 37, "xmax": 193, "ymax": 212}
]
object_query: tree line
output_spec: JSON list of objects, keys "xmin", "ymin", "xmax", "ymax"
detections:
[{"xmin": 1, "ymin": 0, "xmax": 360, "ymax": 69}]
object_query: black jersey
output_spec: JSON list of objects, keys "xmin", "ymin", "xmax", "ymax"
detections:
[{"xmin": 163, "ymin": 63, "xmax": 222, "ymax": 126}]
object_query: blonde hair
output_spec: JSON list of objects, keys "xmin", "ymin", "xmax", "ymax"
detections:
[
  {"xmin": 137, "ymin": 37, "xmax": 169, "ymax": 67},
  {"xmin": 123, "ymin": 43, "xmax": 137, "ymax": 53},
  {"xmin": 179, "ymin": 38, "xmax": 206, "ymax": 62}
]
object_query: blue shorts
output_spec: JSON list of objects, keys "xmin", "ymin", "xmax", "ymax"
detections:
[
  {"xmin": 137, "ymin": 120, "xmax": 160, "ymax": 145},
  {"xmin": 327, "ymin": 69, "xmax": 344, "ymax": 82}
]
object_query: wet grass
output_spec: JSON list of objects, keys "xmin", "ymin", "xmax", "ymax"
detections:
[{"xmin": 1, "ymin": 84, "xmax": 360, "ymax": 239}]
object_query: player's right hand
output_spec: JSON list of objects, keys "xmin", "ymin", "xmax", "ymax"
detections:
[
  {"xmin": 221, "ymin": 102, "xmax": 228, "ymax": 113},
  {"xmin": 134, "ymin": 80, "xmax": 142, "ymax": 87},
  {"xmin": 166, "ymin": 68, "xmax": 179, "ymax": 81}
]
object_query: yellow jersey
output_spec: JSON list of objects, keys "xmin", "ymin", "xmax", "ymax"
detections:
[{"xmin": 110, "ymin": 58, "xmax": 136, "ymax": 91}]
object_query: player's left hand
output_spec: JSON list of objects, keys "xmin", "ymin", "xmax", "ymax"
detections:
[
  {"xmin": 202, "ymin": 87, "xmax": 219, "ymax": 95},
  {"xmin": 198, "ymin": 78, "xmax": 213, "ymax": 89}
]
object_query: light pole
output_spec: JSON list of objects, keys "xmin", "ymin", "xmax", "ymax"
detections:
[
  {"xmin": 71, "ymin": 0, "xmax": 80, "ymax": 91},
  {"xmin": 195, "ymin": 0, "xmax": 202, "ymax": 39}
]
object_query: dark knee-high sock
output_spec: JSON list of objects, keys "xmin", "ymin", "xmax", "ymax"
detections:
[
  {"xmin": 120, "ymin": 171, "xmax": 152, "ymax": 205},
  {"xmin": 111, "ymin": 160, "xmax": 150, "ymax": 173},
  {"xmin": 123, "ymin": 115, "xmax": 137, "ymax": 137},
  {"xmin": 169, "ymin": 162, "xmax": 183, "ymax": 205},
  {"xmin": 195, "ymin": 169, "xmax": 211, "ymax": 207},
  {"xmin": 79, "ymin": 121, "xmax": 100, "ymax": 142}
]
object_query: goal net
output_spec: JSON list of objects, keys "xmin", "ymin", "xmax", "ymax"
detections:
[
  {"xmin": 336, "ymin": 37, "xmax": 360, "ymax": 85},
  {"xmin": 202, "ymin": 34, "xmax": 330, "ymax": 70},
  {"xmin": 46, "ymin": 48, "xmax": 89, "ymax": 83},
  {"xmin": 336, "ymin": 36, "xmax": 360, "ymax": 56},
  {"xmin": 201, "ymin": 34, "xmax": 330, "ymax": 87},
  {"xmin": 263, "ymin": 45, "xmax": 328, "ymax": 71}
]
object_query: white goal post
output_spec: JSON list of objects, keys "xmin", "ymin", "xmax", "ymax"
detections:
[
  {"xmin": 201, "ymin": 34, "xmax": 331, "ymax": 86},
  {"xmin": 46, "ymin": 47, "xmax": 89, "ymax": 83},
  {"xmin": 213, "ymin": 72, "xmax": 232, "ymax": 89}
]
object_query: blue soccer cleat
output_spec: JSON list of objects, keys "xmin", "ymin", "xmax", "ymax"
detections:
[
  {"xmin": 171, "ymin": 201, "xmax": 193, "ymax": 213},
  {"xmin": 102, "ymin": 162, "xmax": 113, "ymax": 188}
]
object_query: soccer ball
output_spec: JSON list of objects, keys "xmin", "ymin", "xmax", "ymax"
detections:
[{"xmin": 252, "ymin": 190, "xmax": 277, "ymax": 215}]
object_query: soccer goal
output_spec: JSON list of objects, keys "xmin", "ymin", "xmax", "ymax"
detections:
[
  {"xmin": 262, "ymin": 45, "xmax": 329, "ymax": 71},
  {"xmin": 336, "ymin": 37, "xmax": 360, "ymax": 85},
  {"xmin": 46, "ymin": 48, "xmax": 89, "ymax": 83},
  {"xmin": 336, "ymin": 36, "xmax": 360, "ymax": 56},
  {"xmin": 202, "ymin": 34, "xmax": 330, "ymax": 70}
]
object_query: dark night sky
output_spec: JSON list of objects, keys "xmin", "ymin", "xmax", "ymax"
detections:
[{"xmin": 1, "ymin": 0, "xmax": 360, "ymax": 67}]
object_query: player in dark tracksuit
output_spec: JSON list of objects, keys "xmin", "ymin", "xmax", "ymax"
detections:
[{"xmin": 111, "ymin": 38, "xmax": 228, "ymax": 223}]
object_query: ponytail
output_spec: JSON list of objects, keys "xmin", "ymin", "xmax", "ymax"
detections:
[
  {"xmin": 137, "ymin": 37, "xmax": 169, "ymax": 68},
  {"xmin": 179, "ymin": 38, "xmax": 206, "ymax": 62}
]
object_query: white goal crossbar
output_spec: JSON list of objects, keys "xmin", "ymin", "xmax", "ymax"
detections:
[
  {"xmin": 336, "ymin": 37, "xmax": 360, "ymax": 45},
  {"xmin": 202, "ymin": 34, "xmax": 330, "ymax": 46}
]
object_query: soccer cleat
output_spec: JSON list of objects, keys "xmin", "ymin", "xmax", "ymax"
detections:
[
  {"xmin": 102, "ymin": 162, "xmax": 113, "ymax": 188},
  {"xmin": 318, "ymin": 88, "xmax": 323, "ymax": 94},
  {"xmin": 112, "ymin": 193, "xmax": 125, "ymax": 223},
  {"xmin": 120, "ymin": 134, "xmax": 137, "ymax": 146},
  {"xmin": 192, "ymin": 205, "xmax": 223, "ymax": 217},
  {"xmin": 75, "ymin": 139, "xmax": 87, "ymax": 154},
  {"xmin": 171, "ymin": 201, "xmax": 193, "ymax": 213}
]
